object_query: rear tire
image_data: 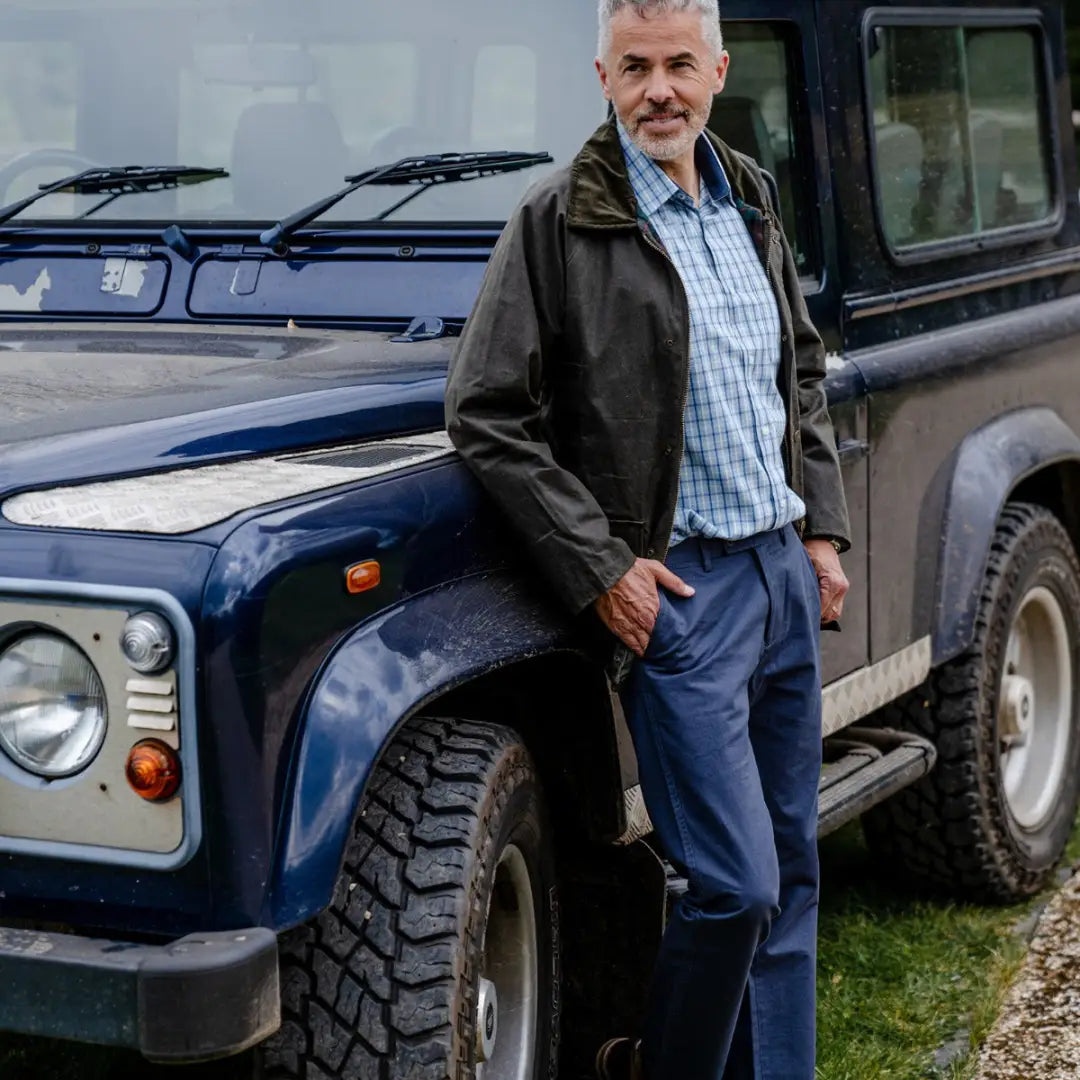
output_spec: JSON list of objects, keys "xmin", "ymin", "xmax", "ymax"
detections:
[
  {"xmin": 862, "ymin": 503, "xmax": 1080, "ymax": 902},
  {"xmin": 257, "ymin": 717, "xmax": 560, "ymax": 1079}
]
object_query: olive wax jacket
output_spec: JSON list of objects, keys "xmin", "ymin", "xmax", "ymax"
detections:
[{"xmin": 446, "ymin": 118, "xmax": 851, "ymax": 616}]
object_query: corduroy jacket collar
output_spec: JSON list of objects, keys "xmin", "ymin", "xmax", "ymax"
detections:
[{"xmin": 566, "ymin": 115, "xmax": 768, "ymax": 231}]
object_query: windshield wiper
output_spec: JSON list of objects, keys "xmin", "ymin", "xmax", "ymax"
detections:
[
  {"xmin": 259, "ymin": 150, "xmax": 554, "ymax": 250},
  {"xmin": 0, "ymin": 165, "xmax": 229, "ymax": 228}
]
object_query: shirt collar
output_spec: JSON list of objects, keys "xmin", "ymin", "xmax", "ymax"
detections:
[{"xmin": 617, "ymin": 118, "xmax": 733, "ymax": 216}]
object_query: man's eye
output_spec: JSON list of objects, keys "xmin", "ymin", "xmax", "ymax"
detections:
[
  {"xmin": 625, "ymin": 64, "xmax": 644, "ymax": 73},
  {"xmin": 672, "ymin": 61, "xmax": 692, "ymax": 69}
]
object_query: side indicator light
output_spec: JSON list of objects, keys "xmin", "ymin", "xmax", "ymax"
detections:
[
  {"xmin": 346, "ymin": 560, "xmax": 381, "ymax": 594},
  {"xmin": 125, "ymin": 739, "xmax": 181, "ymax": 802}
]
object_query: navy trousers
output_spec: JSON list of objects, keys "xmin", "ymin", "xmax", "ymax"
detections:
[{"xmin": 621, "ymin": 525, "xmax": 822, "ymax": 1080}]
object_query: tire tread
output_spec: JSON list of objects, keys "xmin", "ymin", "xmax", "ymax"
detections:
[{"xmin": 261, "ymin": 717, "xmax": 533, "ymax": 1079}]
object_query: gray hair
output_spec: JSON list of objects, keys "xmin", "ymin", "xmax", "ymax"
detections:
[{"xmin": 598, "ymin": 0, "xmax": 724, "ymax": 61}]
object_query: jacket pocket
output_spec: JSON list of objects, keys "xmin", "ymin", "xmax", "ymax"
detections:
[{"xmin": 643, "ymin": 591, "xmax": 670, "ymax": 660}]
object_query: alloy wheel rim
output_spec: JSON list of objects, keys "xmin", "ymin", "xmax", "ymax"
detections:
[
  {"xmin": 998, "ymin": 585, "xmax": 1074, "ymax": 830},
  {"xmin": 475, "ymin": 842, "xmax": 538, "ymax": 1080}
]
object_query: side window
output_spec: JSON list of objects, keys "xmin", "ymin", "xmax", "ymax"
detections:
[
  {"xmin": 711, "ymin": 23, "xmax": 815, "ymax": 276},
  {"xmin": 867, "ymin": 22, "xmax": 1054, "ymax": 253}
]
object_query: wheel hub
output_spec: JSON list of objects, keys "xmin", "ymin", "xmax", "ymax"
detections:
[
  {"xmin": 998, "ymin": 585, "xmax": 1074, "ymax": 830},
  {"xmin": 1000, "ymin": 674, "xmax": 1035, "ymax": 745},
  {"xmin": 476, "ymin": 977, "xmax": 499, "ymax": 1063}
]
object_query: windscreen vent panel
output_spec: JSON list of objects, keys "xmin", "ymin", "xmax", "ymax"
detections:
[{"xmin": 285, "ymin": 445, "xmax": 429, "ymax": 469}]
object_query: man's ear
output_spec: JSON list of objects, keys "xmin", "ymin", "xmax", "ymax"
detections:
[
  {"xmin": 715, "ymin": 51, "xmax": 730, "ymax": 94},
  {"xmin": 595, "ymin": 58, "xmax": 613, "ymax": 101}
]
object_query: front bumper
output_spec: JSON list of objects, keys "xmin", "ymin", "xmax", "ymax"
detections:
[{"xmin": 0, "ymin": 924, "xmax": 280, "ymax": 1063}]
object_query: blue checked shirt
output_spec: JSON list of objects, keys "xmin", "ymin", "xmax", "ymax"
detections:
[{"xmin": 618, "ymin": 123, "xmax": 805, "ymax": 546}]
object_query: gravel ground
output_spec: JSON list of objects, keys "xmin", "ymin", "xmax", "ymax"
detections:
[{"xmin": 975, "ymin": 870, "xmax": 1080, "ymax": 1080}]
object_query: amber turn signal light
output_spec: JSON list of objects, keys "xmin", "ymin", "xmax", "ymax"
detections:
[
  {"xmin": 345, "ymin": 560, "xmax": 381, "ymax": 594},
  {"xmin": 125, "ymin": 739, "xmax": 181, "ymax": 802}
]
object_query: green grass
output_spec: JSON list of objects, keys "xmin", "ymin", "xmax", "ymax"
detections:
[
  {"xmin": 814, "ymin": 821, "xmax": 1080, "ymax": 1080},
  {"xmin": 2, "ymin": 822, "xmax": 1075, "ymax": 1079}
]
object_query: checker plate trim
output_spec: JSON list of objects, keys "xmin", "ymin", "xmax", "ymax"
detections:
[{"xmin": 821, "ymin": 637, "xmax": 931, "ymax": 737}]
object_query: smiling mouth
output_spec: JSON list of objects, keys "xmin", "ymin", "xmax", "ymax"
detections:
[{"xmin": 638, "ymin": 114, "xmax": 687, "ymax": 128}]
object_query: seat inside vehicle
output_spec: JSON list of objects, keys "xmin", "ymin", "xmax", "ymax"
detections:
[
  {"xmin": 708, "ymin": 95, "xmax": 778, "ymax": 177},
  {"xmin": 873, "ymin": 122, "xmax": 924, "ymax": 246}
]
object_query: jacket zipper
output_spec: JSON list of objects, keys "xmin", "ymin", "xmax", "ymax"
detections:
[{"xmin": 638, "ymin": 219, "xmax": 691, "ymax": 563}]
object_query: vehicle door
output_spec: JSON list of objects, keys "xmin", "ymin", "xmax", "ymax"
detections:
[
  {"xmin": 819, "ymin": 0, "xmax": 1080, "ymax": 667},
  {"xmin": 713, "ymin": 1, "xmax": 869, "ymax": 685}
]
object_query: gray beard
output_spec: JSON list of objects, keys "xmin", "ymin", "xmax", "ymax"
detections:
[{"xmin": 624, "ymin": 110, "xmax": 709, "ymax": 162}]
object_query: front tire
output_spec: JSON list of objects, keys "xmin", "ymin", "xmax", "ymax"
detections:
[
  {"xmin": 863, "ymin": 503, "xmax": 1080, "ymax": 901},
  {"xmin": 258, "ymin": 717, "xmax": 560, "ymax": 1079}
]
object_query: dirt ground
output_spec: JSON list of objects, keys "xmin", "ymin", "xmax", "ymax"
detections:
[{"xmin": 975, "ymin": 870, "xmax": 1080, "ymax": 1080}]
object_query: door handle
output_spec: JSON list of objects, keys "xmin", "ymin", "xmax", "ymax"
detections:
[{"xmin": 837, "ymin": 438, "xmax": 869, "ymax": 464}]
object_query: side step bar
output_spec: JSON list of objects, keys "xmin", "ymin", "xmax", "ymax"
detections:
[
  {"xmin": 620, "ymin": 727, "xmax": 937, "ymax": 850},
  {"xmin": 818, "ymin": 726, "xmax": 936, "ymax": 838},
  {"xmin": 664, "ymin": 727, "xmax": 936, "ymax": 905}
]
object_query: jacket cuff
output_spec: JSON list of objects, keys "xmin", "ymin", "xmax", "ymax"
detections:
[
  {"xmin": 571, "ymin": 544, "xmax": 638, "ymax": 616},
  {"xmin": 801, "ymin": 511, "xmax": 851, "ymax": 553},
  {"xmin": 541, "ymin": 537, "xmax": 636, "ymax": 617}
]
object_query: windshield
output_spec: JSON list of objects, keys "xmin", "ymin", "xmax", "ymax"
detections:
[{"xmin": 0, "ymin": 0, "xmax": 604, "ymax": 226}]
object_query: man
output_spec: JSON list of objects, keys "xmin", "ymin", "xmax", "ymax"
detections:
[{"xmin": 446, "ymin": 1, "xmax": 851, "ymax": 1076}]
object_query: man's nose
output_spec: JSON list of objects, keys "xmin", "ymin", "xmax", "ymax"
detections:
[{"xmin": 644, "ymin": 69, "xmax": 675, "ymax": 104}]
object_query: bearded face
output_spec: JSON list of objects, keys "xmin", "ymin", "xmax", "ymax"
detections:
[
  {"xmin": 596, "ymin": 6, "xmax": 727, "ymax": 165},
  {"xmin": 624, "ymin": 95, "xmax": 713, "ymax": 161}
]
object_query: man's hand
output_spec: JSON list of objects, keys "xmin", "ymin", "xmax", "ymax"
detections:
[
  {"xmin": 804, "ymin": 539, "xmax": 849, "ymax": 624},
  {"xmin": 595, "ymin": 558, "xmax": 696, "ymax": 658}
]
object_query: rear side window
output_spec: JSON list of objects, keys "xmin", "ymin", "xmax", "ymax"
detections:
[{"xmin": 866, "ymin": 20, "xmax": 1055, "ymax": 254}]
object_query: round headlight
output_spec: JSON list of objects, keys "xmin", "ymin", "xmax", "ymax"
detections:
[{"xmin": 0, "ymin": 634, "xmax": 107, "ymax": 778}]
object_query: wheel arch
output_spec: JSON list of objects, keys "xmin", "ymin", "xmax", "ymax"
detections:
[
  {"xmin": 934, "ymin": 406, "xmax": 1080, "ymax": 664},
  {"xmin": 265, "ymin": 571, "xmax": 625, "ymax": 928}
]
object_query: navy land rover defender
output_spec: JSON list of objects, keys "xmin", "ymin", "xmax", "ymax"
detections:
[{"xmin": 0, "ymin": 1, "xmax": 1078, "ymax": 1077}]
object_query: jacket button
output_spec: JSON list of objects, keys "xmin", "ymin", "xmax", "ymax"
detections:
[
  {"xmin": 664, "ymin": 445, "xmax": 673, "ymax": 456},
  {"xmin": 664, "ymin": 339, "xmax": 675, "ymax": 348},
  {"xmin": 781, "ymin": 333, "xmax": 789, "ymax": 343},
  {"xmin": 647, "ymin": 548, "xmax": 656, "ymax": 558}
]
